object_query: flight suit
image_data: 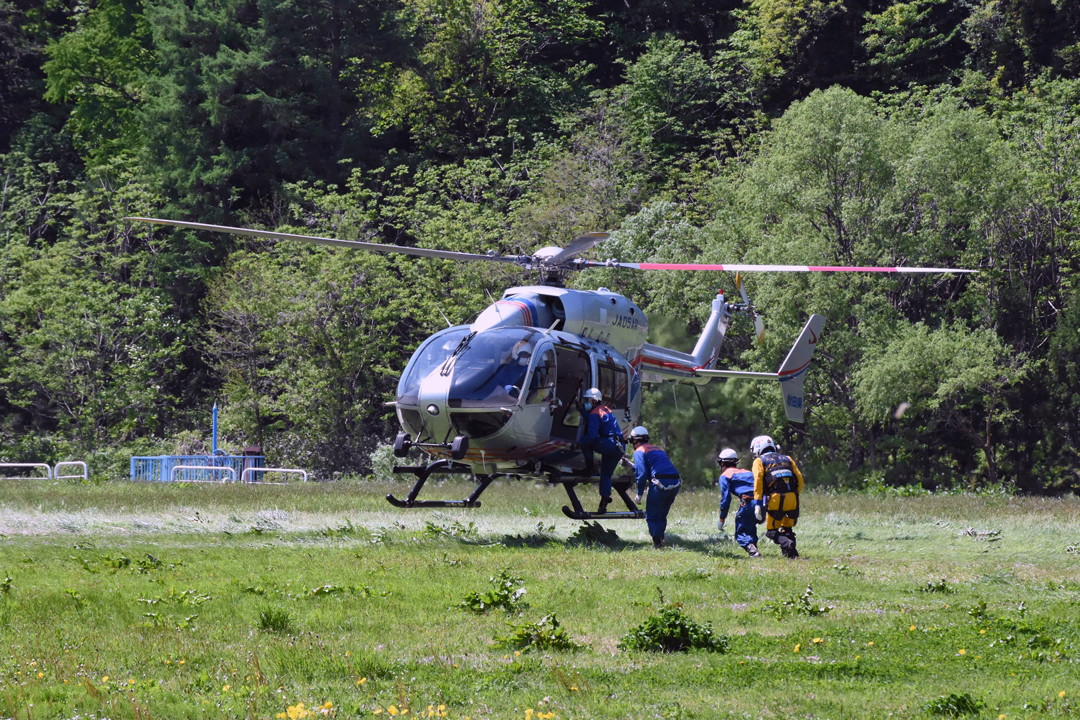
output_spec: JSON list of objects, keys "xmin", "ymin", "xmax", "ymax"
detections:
[
  {"xmin": 633, "ymin": 443, "xmax": 681, "ymax": 546},
  {"xmin": 581, "ymin": 404, "xmax": 625, "ymax": 506},
  {"xmin": 718, "ymin": 466, "xmax": 759, "ymax": 551}
]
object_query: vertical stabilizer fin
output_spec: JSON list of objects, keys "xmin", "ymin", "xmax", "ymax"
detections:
[{"xmin": 777, "ymin": 314, "xmax": 825, "ymax": 423}]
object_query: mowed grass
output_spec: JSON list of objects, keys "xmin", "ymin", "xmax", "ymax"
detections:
[{"xmin": 0, "ymin": 478, "xmax": 1078, "ymax": 719}]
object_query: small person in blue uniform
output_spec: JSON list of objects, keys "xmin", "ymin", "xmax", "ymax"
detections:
[
  {"xmin": 717, "ymin": 448, "xmax": 761, "ymax": 557},
  {"xmin": 579, "ymin": 387, "xmax": 626, "ymax": 514},
  {"xmin": 630, "ymin": 426, "xmax": 681, "ymax": 548}
]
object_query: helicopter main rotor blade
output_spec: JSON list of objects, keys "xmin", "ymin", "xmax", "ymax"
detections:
[
  {"xmin": 543, "ymin": 232, "xmax": 611, "ymax": 265},
  {"xmin": 124, "ymin": 218, "xmax": 529, "ymax": 265},
  {"xmin": 578, "ymin": 260, "xmax": 977, "ymax": 273}
]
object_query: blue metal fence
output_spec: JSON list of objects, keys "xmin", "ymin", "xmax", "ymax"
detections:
[{"xmin": 130, "ymin": 455, "xmax": 265, "ymax": 483}]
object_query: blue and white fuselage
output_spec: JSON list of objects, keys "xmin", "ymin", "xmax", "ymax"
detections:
[{"xmin": 394, "ymin": 285, "xmax": 766, "ymax": 474}]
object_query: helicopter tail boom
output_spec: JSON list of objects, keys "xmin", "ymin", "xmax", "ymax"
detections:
[{"xmin": 691, "ymin": 313, "xmax": 825, "ymax": 423}]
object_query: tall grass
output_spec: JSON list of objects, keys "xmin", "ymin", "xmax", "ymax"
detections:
[{"xmin": 0, "ymin": 478, "xmax": 1077, "ymax": 718}]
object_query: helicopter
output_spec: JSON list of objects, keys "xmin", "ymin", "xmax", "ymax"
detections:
[{"xmin": 126, "ymin": 217, "xmax": 973, "ymax": 520}]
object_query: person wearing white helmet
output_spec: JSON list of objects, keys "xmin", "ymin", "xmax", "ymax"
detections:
[
  {"xmin": 579, "ymin": 387, "xmax": 626, "ymax": 514},
  {"xmin": 750, "ymin": 434, "xmax": 805, "ymax": 558},
  {"xmin": 629, "ymin": 426, "xmax": 681, "ymax": 549},
  {"xmin": 717, "ymin": 448, "xmax": 761, "ymax": 557}
]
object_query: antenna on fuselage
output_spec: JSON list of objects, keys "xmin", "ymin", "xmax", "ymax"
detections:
[{"xmin": 434, "ymin": 304, "xmax": 453, "ymax": 328}]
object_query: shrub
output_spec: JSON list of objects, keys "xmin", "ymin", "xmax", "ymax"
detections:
[
  {"xmin": 620, "ymin": 593, "xmax": 728, "ymax": 653},
  {"xmin": 762, "ymin": 585, "xmax": 831, "ymax": 618},
  {"xmin": 258, "ymin": 606, "xmax": 294, "ymax": 634},
  {"xmin": 921, "ymin": 578, "xmax": 955, "ymax": 594},
  {"xmin": 495, "ymin": 614, "xmax": 587, "ymax": 653},
  {"xmin": 923, "ymin": 692, "xmax": 985, "ymax": 716},
  {"xmin": 458, "ymin": 569, "xmax": 527, "ymax": 614}
]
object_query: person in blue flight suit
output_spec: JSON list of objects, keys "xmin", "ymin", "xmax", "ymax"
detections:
[
  {"xmin": 630, "ymin": 426, "xmax": 681, "ymax": 549},
  {"xmin": 717, "ymin": 448, "xmax": 761, "ymax": 557},
  {"xmin": 579, "ymin": 387, "xmax": 626, "ymax": 514},
  {"xmin": 483, "ymin": 340, "xmax": 532, "ymax": 401}
]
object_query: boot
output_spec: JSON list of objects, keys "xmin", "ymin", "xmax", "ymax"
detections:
[
  {"xmin": 652, "ymin": 536, "xmax": 665, "ymax": 549},
  {"xmin": 744, "ymin": 543, "xmax": 761, "ymax": 558},
  {"xmin": 777, "ymin": 534, "xmax": 798, "ymax": 558},
  {"xmin": 597, "ymin": 496, "xmax": 611, "ymax": 514}
]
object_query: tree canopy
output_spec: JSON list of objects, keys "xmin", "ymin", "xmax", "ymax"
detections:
[{"xmin": 1, "ymin": 0, "xmax": 1079, "ymax": 492}]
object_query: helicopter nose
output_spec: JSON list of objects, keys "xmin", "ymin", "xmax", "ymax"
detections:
[{"xmin": 416, "ymin": 373, "xmax": 453, "ymax": 440}]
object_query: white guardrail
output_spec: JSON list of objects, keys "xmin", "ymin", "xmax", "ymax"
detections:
[
  {"xmin": 170, "ymin": 465, "xmax": 237, "ymax": 483},
  {"xmin": 54, "ymin": 461, "xmax": 88, "ymax": 482},
  {"xmin": 241, "ymin": 467, "xmax": 308, "ymax": 484},
  {"xmin": 0, "ymin": 463, "xmax": 53, "ymax": 480}
]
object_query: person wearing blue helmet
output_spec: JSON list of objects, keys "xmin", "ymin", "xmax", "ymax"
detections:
[
  {"xmin": 630, "ymin": 426, "xmax": 681, "ymax": 548},
  {"xmin": 717, "ymin": 448, "xmax": 761, "ymax": 557}
]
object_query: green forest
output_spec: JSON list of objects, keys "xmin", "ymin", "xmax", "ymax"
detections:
[{"xmin": 1, "ymin": 0, "xmax": 1079, "ymax": 492}]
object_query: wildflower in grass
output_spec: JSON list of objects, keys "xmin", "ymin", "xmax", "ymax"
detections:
[
  {"xmin": 223, "ymin": 685, "xmax": 231, "ymax": 692},
  {"xmin": 855, "ymin": 655, "xmax": 860, "ymax": 660},
  {"xmin": 526, "ymin": 709, "xmax": 534, "ymax": 720},
  {"xmin": 358, "ymin": 677, "xmax": 367, "ymax": 686},
  {"xmin": 812, "ymin": 637, "xmax": 823, "ymax": 644},
  {"xmin": 388, "ymin": 705, "xmax": 398, "ymax": 716},
  {"xmin": 794, "ymin": 644, "xmax": 801, "ymax": 653},
  {"xmin": 980, "ymin": 629, "xmax": 986, "ymax": 634},
  {"xmin": 958, "ymin": 649, "xmax": 966, "ymax": 655},
  {"xmin": 102, "ymin": 676, "xmax": 110, "ymax": 683},
  {"xmin": 319, "ymin": 701, "xmax": 333, "ymax": 715},
  {"xmin": 37, "ymin": 672, "xmax": 43, "ymax": 678},
  {"xmin": 999, "ymin": 715, "xmax": 1006, "ymax": 719},
  {"xmin": 1060, "ymin": 692, "xmax": 1067, "ymax": 698},
  {"xmin": 910, "ymin": 625, "xmax": 916, "ymax": 631},
  {"xmin": 867, "ymin": 642, "xmax": 874, "ymax": 647}
]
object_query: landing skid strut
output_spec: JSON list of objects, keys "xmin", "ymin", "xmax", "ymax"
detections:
[
  {"xmin": 386, "ymin": 460, "xmax": 495, "ymax": 508},
  {"xmin": 555, "ymin": 475, "xmax": 644, "ymax": 520},
  {"xmin": 387, "ymin": 461, "xmax": 644, "ymax": 520}
]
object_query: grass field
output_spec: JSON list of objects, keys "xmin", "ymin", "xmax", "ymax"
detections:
[{"xmin": 0, "ymin": 478, "xmax": 1078, "ymax": 719}]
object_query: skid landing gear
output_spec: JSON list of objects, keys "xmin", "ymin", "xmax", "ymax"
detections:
[
  {"xmin": 386, "ymin": 460, "xmax": 496, "ymax": 508},
  {"xmin": 553, "ymin": 475, "xmax": 644, "ymax": 520}
]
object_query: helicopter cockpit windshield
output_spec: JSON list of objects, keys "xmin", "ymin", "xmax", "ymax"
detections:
[
  {"xmin": 447, "ymin": 329, "xmax": 545, "ymax": 409},
  {"xmin": 397, "ymin": 327, "xmax": 471, "ymax": 406}
]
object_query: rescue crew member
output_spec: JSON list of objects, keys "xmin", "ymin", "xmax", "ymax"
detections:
[
  {"xmin": 717, "ymin": 448, "xmax": 761, "ymax": 557},
  {"xmin": 750, "ymin": 435, "xmax": 804, "ymax": 558},
  {"xmin": 580, "ymin": 387, "xmax": 626, "ymax": 514},
  {"xmin": 630, "ymin": 426, "xmax": 681, "ymax": 549}
]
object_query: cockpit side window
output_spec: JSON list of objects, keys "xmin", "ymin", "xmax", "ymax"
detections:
[
  {"xmin": 597, "ymin": 361, "xmax": 629, "ymax": 410},
  {"xmin": 526, "ymin": 348, "xmax": 556, "ymax": 404}
]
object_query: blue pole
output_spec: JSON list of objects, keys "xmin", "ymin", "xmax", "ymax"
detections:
[{"xmin": 212, "ymin": 403, "xmax": 218, "ymax": 455}]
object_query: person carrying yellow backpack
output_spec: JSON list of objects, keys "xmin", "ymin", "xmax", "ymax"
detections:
[{"xmin": 750, "ymin": 435, "xmax": 804, "ymax": 558}]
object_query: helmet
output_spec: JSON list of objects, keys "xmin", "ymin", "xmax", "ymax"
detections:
[
  {"xmin": 718, "ymin": 448, "xmax": 738, "ymax": 466},
  {"xmin": 583, "ymin": 388, "xmax": 602, "ymax": 403},
  {"xmin": 750, "ymin": 435, "xmax": 776, "ymax": 457},
  {"xmin": 629, "ymin": 426, "xmax": 650, "ymax": 442},
  {"xmin": 512, "ymin": 340, "xmax": 533, "ymax": 366}
]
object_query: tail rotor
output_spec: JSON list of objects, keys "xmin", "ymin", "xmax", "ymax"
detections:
[{"xmin": 735, "ymin": 272, "xmax": 765, "ymax": 345}]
